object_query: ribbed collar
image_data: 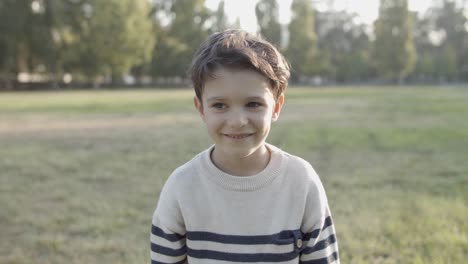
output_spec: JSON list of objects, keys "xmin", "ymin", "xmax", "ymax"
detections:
[{"xmin": 200, "ymin": 143, "xmax": 288, "ymax": 192}]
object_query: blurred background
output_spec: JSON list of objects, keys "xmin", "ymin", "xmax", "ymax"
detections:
[
  {"xmin": 0, "ymin": 0, "xmax": 467, "ymax": 89},
  {"xmin": 0, "ymin": 0, "xmax": 467, "ymax": 264}
]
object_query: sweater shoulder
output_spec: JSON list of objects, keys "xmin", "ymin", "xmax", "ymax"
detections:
[
  {"xmin": 153, "ymin": 150, "xmax": 205, "ymax": 231},
  {"xmin": 280, "ymin": 150, "xmax": 321, "ymax": 184},
  {"xmin": 279, "ymin": 150, "xmax": 331, "ymax": 228},
  {"xmin": 278, "ymin": 149, "xmax": 328, "ymax": 200},
  {"xmin": 164, "ymin": 150, "xmax": 205, "ymax": 190}
]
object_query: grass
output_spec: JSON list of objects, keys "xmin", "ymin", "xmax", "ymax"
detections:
[{"xmin": 0, "ymin": 86, "xmax": 467, "ymax": 263}]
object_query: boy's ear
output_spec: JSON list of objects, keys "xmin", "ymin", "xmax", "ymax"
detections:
[
  {"xmin": 272, "ymin": 93, "xmax": 285, "ymax": 122},
  {"xmin": 194, "ymin": 96, "xmax": 205, "ymax": 118}
]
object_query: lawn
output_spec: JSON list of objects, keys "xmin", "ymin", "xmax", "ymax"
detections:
[{"xmin": 0, "ymin": 86, "xmax": 467, "ymax": 263}]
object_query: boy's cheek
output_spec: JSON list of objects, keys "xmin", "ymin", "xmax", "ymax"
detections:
[{"xmin": 203, "ymin": 119, "xmax": 218, "ymax": 128}]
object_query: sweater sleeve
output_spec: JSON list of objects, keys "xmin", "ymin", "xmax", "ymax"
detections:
[
  {"xmin": 150, "ymin": 173, "xmax": 187, "ymax": 264},
  {"xmin": 150, "ymin": 217, "xmax": 187, "ymax": 264},
  {"xmin": 300, "ymin": 206, "xmax": 339, "ymax": 264},
  {"xmin": 299, "ymin": 163, "xmax": 340, "ymax": 264}
]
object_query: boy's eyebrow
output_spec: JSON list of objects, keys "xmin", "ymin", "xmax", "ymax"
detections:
[
  {"xmin": 206, "ymin": 96, "xmax": 267, "ymax": 102},
  {"xmin": 206, "ymin": 96, "xmax": 226, "ymax": 102},
  {"xmin": 246, "ymin": 96, "xmax": 267, "ymax": 101}
]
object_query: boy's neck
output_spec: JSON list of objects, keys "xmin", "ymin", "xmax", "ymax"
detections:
[{"xmin": 210, "ymin": 144, "xmax": 271, "ymax": 177}]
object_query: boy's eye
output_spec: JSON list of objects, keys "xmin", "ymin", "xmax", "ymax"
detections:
[
  {"xmin": 212, "ymin": 103, "xmax": 227, "ymax": 109},
  {"xmin": 246, "ymin": 102, "xmax": 262, "ymax": 108}
]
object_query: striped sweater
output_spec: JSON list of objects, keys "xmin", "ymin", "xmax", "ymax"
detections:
[{"xmin": 151, "ymin": 144, "xmax": 339, "ymax": 263}]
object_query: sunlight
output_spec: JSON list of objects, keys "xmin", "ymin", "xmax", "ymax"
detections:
[{"xmin": 206, "ymin": 0, "xmax": 436, "ymax": 30}]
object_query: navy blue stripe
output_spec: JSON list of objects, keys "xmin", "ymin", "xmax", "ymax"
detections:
[
  {"xmin": 152, "ymin": 224, "xmax": 185, "ymax": 242},
  {"xmin": 300, "ymin": 251, "xmax": 338, "ymax": 264},
  {"xmin": 151, "ymin": 243, "xmax": 187, "ymax": 257},
  {"xmin": 188, "ymin": 248, "xmax": 299, "ymax": 262},
  {"xmin": 187, "ymin": 229, "xmax": 299, "ymax": 245},
  {"xmin": 302, "ymin": 234, "xmax": 337, "ymax": 254},
  {"xmin": 304, "ymin": 229, "xmax": 320, "ymax": 242},
  {"xmin": 303, "ymin": 216, "xmax": 333, "ymax": 242},
  {"xmin": 151, "ymin": 258, "xmax": 187, "ymax": 264}
]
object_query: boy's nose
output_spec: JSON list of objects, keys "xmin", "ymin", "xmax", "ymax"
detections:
[{"xmin": 226, "ymin": 110, "xmax": 248, "ymax": 128}]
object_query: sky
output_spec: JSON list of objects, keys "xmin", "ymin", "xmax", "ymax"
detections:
[{"xmin": 205, "ymin": 0, "xmax": 436, "ymax": 32}]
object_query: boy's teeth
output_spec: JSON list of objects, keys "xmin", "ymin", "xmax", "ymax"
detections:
[{"xmin": 227, "ymin": 134, "xmax": 249, "ymax": 139}]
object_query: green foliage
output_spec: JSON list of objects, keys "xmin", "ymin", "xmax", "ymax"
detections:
[
  {"xmin": 411, "ymin": 1, "xmax": 467, "ymax": 82},
  {"xmin": 372, "ymin": 0, "xmax": 416, "ymax": 83},
  {"xmin": 0, "ymin": 0, "xmax": 40, "ymax": 73},
  {"xmin": 69, "ymin": 0, "xmax": 154, "ymax": 84},
  {"xmin": 0, "ymin": 0, "xmax": 23, "ymax": 87},
  {"xmin": 411, "ymin": 13, "xmax": 437, "ymax": 79},
  {"xmin": 285, "ymin": 0, "xmax": 318, "ymax": 79},
  {"xmin": 435, "ymin": 45, "xmax": 458, "ymax": 79},
  {"xmin": 315, "ymin": 10, "xmax": 372, "ymax": 82},
  {"xmin": 149, "ymin": 0, "xmax": 210, "ymax": 79},
  {"xmin": 211, "ymin": 0, "xmax": 229, "ymax": 33},
  {"xmin": 0, "ymin": 0, "xmax": 154, "ymax": 87},
  {"xmin": 0, "ymin": 0, "xmax": 466, "ymax": 88},
  {"xmin": 0, "ymin": 0, "xmax": 81, "ymax": 87},
  {"xmin": 432, "ymin": 0, "xmax": 468, "ymax": 80},
  {"xmin": 255, "ymin": 0, "xmax": 282, "ymax": 47},
  {"xmin": 32, "ymin": 0, "xmax": 86, "ymax": 85}
]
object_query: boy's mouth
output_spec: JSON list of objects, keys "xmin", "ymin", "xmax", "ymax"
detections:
[{"xmin": 223, "ymin": 133, "xmax": 254, "ymax": 139}]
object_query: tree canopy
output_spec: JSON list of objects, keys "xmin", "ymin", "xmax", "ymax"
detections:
[
  {"xmin": 255, "ymin": 0, "xmax": 282, "ymax": 47},
  {"xmin": 285, "ymin": 0, "xmax": 318, "ymax": 80},
  {"xmin": 0, "ymin": 0, "xmax": 467, "ymax": 89},
  {"xmin": 372, "ymin": 0, "xmax": 416, "ymax": 83}
]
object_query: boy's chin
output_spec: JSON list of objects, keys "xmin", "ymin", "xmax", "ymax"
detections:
[{"xmin": 215, "ymin": 142, "xmax": 266, "ymax": 159}]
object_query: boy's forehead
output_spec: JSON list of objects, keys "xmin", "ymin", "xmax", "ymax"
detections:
[
  {"xmin": 210, "ymin": 66, "xmax": 264, "ymax": 78},
  {"xmin": 206, "ymin": 67, "xmax": 269, "ymax": 85},
  {"xmin": 198, "ymin": 67, "xmax": 278, "ymax": 101},
  {"xmin": 203, "ymin": 78, "xmax": 274, "ymax": 100}
]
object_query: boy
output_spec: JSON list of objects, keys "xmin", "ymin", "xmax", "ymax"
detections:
[{"xmin": 150, "ymin": 29, "xmax": 339, "ymax": 264}]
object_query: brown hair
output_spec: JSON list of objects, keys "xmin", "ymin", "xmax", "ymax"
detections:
[{"xmin": 190, "ymin": 29, "xmax": 290, "ymax": 101}]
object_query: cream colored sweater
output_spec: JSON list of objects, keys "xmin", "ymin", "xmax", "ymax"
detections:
[{"xmin": 151, "ymin": 144, "xmax": 339, "ymax": 264}]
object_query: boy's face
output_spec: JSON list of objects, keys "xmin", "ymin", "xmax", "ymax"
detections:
[{"xmin": 194, "ymin": 68, "xmax": 284, "ymax": 160}]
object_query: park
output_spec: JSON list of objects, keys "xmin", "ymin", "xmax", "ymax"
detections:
[{"xmin": 0, "ymin": 0, "xmax": 467, "ymax": 263}]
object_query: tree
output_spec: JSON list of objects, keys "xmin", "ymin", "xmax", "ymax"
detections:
[
  {"xmin": 372, "ymin": 0, "xmax": 416, "ymax": 83},
  {"xmin": 285, "ymin": 0, "xmax": 318, "ymax": 81},
  {"xmin": 0, "ymin": 0, "xmax": 30, "ymax": 88},
  {"xmin": 232, "ymin": 17, "xmax": 242, "ymax": 30},
  {"xmin": 255, "ymin": 0, "xmax": 282, "ymax": 47},
  {"xmin": 31, "ymin": 0, "xmax": 86, "ymax": 88},
  {"xmin": 150, "ymin": 0, "xmax": 210, "ymax": 80},
  {"xmin": 0, "ymin": 0, "xmax": 155, "ymax": 88},
  {"xmin": 315, "ymin": 10, "xmax": 372, "ymax": 82},
  {"xmin": 411, "ymin": 12, "xmax": 437, "ymax": 81},
  {"xmin": 431, "ymin": 0, "xmax": 467, "ymax": 80},
  {"xmin": 0, "ymin": 0, "xmax": 93, "ymax": 88},
  {"xmin": 211, "ymin": 0, "xmax": 229, "ymax": 33},
  {"xmin": 0, "ymin": 0, "xmax": 57, "ymax": 88},
  {"xmin": 409, "ymin": 1, "xmax": 467, "ymax": 82},
  {"xmin": 70, "ymin": 0, "xmax": 155, "ymax": 86}
]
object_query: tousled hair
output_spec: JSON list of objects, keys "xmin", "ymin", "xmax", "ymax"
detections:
[{"xmin": 190, "ymin": 29, "xmax": 290, "ymax": 101}]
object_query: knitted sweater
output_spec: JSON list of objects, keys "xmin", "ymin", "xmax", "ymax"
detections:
[{"xmin": 150, "ymin": 144, "xmax": 339, "ymax": 264}]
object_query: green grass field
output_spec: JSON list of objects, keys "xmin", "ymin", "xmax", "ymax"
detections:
[{"xmin": 1, "ymin": 86, "xmax": 467, "ymax": 263}]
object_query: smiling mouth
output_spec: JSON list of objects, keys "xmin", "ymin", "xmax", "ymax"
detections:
[{"xmin": 223, "ymin": 133, "xmax": 254, "ymax": 139}]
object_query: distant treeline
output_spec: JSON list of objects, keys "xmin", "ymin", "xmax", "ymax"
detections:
[{"xmin": 0, "ymin": 0, "xmax": 467, "ymax": 90}]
